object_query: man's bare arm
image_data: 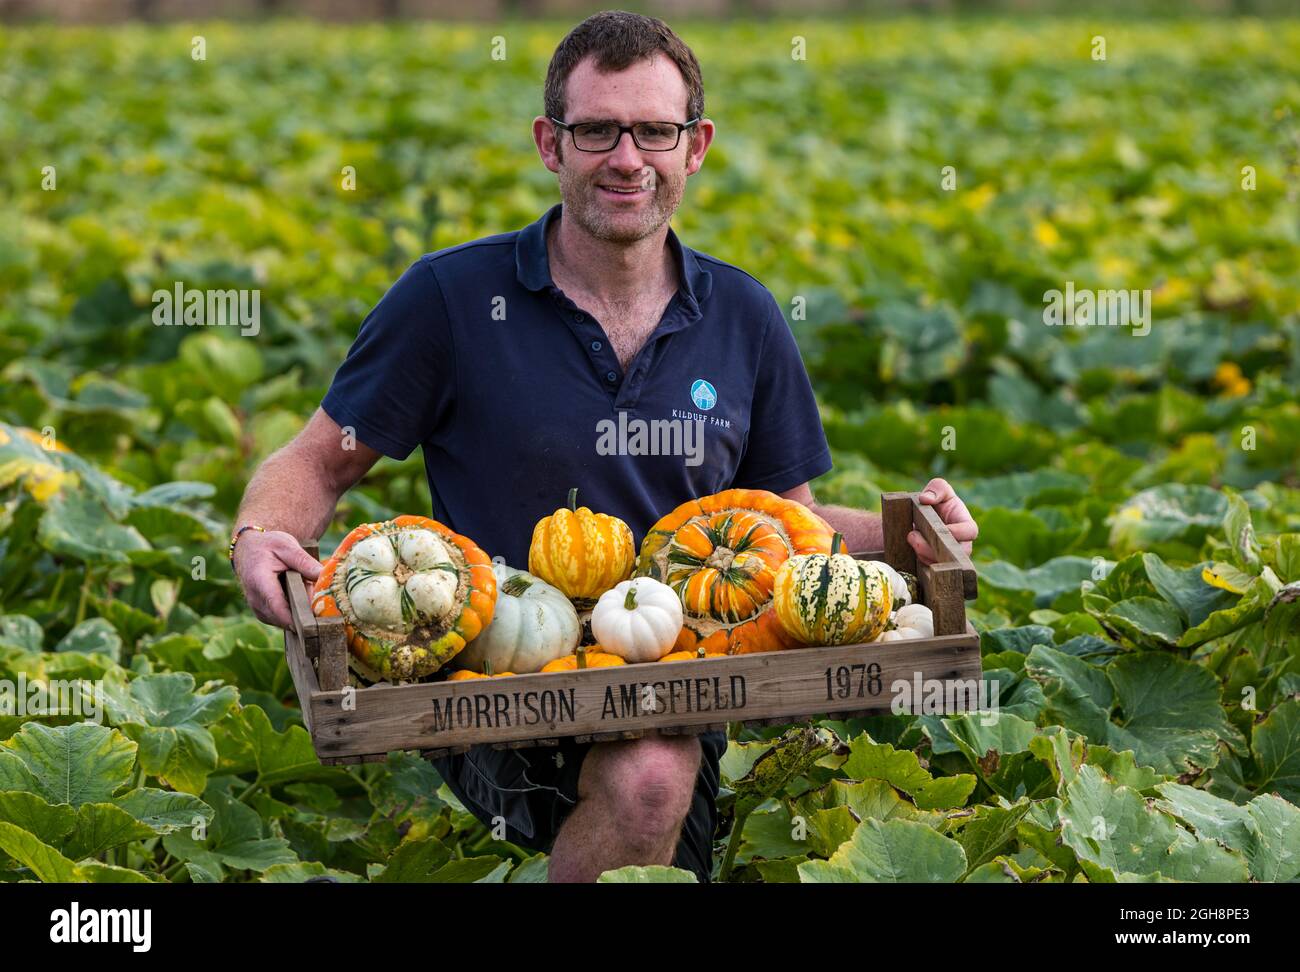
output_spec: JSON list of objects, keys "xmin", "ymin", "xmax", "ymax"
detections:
[
  {"xmin": 232, "ymin": 407, "xmax": 384, "ymax": 628},
  {"xmin": 778, "ymin": 483, "xmax": 884, "ymax": 552},
  {"xmin": 778, "ymin": 478, "xmax": 978, "ymax": 562}
]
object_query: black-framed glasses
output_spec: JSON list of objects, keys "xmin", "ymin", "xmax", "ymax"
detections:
[{"xmin": 548, "ymin": 117, "xmax": 700, "ymax": 152}]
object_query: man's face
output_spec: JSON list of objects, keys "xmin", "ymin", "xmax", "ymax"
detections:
[{"xmin": 536, "ymin": 53, "xmax": 712, "ymax": 245}]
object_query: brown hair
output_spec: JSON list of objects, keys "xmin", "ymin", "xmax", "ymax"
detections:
[{"xmin": 544, "ymin": 10, "xmax": 704, "ymax": 125}]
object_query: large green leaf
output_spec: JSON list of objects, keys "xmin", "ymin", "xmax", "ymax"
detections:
[
  {"xmin": 597, "ymin": 865, "xmax": 699, "ymax": 883},
  {"xmin": 797, "ymin": 818, "xmax": 967, "ymax": 882},
  {"xmin": 0, "ymin": 722, "xmax": 136, "ymax": 807},
  {"xmin": 1155, "ymin": 783, "xmax": 1300, "ymax": 882},
  {"xmin": 1059, "ymin": 766, "xmax": 1247, "ymax": 882},
  {"xmin": 37, "ymin": 491, "xmax": 151, "ymax": 564},
  {"xmin": 1248, "ymin": 699, "xmax": 1300, "ymax": 804},
  {"xmin": 1025, "ymin": 645, "xmax": 1239, "ymax": 776},
  {"xmin": 161, "ymin": 788, "xmax": 296, "ymax": 879},
  {"xmin": 101, "ymin": 672, "xmax": 238, "ymax": 795}
]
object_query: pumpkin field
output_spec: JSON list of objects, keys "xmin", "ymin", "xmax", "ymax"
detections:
[{"xmin": 1, "ymin": 16, "xmax": 1299, "ymax": 884}]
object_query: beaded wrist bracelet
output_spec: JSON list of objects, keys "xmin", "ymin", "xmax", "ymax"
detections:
[{"xmin": 228, "ymin": 524, "xmax": 266, "ymax": 568}]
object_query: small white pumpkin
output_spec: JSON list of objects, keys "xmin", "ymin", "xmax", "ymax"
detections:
[
  {"xmin": 591, "ymin": 576, "xmax": 683, "ymax": 663},
  {"xmin": 454, "ymin": 564, "xmax": 580, "ymax": 675},
  {"xmin": 874, "ymin": 603, "xmax": 935, "ymax": 642}
]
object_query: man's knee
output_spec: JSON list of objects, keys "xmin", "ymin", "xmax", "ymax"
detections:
[{"xmin": 582, "ymin": 737, "xmax": 701, "ymax": 848}]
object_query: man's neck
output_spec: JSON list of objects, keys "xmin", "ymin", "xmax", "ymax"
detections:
[{"xmin": 547, "ymin": 209, "xmax": 678, "ymax": 304}]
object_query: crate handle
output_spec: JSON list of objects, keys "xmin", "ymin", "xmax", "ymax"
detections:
[
  {"xmin": 880, "ymin": 491, "xmax": 977, "ymax": 600},
  {"xmin": 280, "ymin": 539, "xmax": 349, "ymax": 691}
]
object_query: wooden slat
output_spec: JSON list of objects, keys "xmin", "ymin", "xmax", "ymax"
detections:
[
  {"xmin": 315, "ymin": 616, "xmax": 349, "ymax": 692},
  {"xmin": 919, "ymin": 561, "xmax": 967, "ymax": 636},
  {"xmin": 282, "ymin": 621, "xmax": 320, "ymax": 735},
  {"xmin": 910, "ymin": 496, "xmax": 978, "ymax": 599},
  {"xmin": 847, "ymin": 549, "xmax": 886, "ymax": 562},
  {"xmin": 880, "ymin": 492, "xmax": 917, "ymax": 574},
  {"xmin": 283, "ymin": 569, "xmax": 318, "ymax": 657},
  {"xmin": 307, "ymin": 631, "xmax": 979, "ymax": 759}
]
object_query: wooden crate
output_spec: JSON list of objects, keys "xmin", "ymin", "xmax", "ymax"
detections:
[{"xmin": 281, "ymin": 491, "xmax": 982, "ymax": 765}]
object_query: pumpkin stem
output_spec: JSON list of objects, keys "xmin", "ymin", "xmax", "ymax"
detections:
[
  {"xmin": 623, "ymin": 584, "xmax": 638, "ymax": 611},
  {"xmin": 831, "ymin": 532, "xmax": 845, "ymax": 555},
  {"xmin": 567, "ymin": 487, "xmax": 579, "ymax": 512},
  {"xmin": 696, "ymin": 647, "xmax": 706, "ymax": 659},
  {"xmin": 576, "ymin": 645, "xmax": 587, "ymax": 670},
  {"xmin": 502, "ymin": 574, "xmax": 533, "ymax": 597}
]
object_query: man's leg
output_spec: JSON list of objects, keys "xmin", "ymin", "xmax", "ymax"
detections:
[{"xmin": 547, "ymin": 735, "xmax": 703, "ymax": 883}]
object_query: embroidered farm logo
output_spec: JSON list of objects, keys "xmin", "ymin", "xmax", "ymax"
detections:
[
  {"xmin": 151, "ymin": 281, "xmax": 261, "ymax": 336},
  {"xmin": 596, "ymin": 411, "xmax": 705, "ymax": 467},
  {"xmin": 690, "ymin": 378, "xmax": 717, "ymax": 410},
  {"xmin": 1042, "ymin": 282, "xmax": 1151, "ymax": 336}
]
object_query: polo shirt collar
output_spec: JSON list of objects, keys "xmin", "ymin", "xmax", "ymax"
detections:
[{"xmin": 515, "ymin": 203, "xmax": 711, "ymax": 312}]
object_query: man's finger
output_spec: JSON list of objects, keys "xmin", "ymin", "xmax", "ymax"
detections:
[
  {"xmin": 907, "ymin": 530, "xmax": 937, "ymax": 565},
  {"xmin": 254, "ymin": 576, "xmax": 293, "ymax": 630},
  {"xmin": 919, "ymin": 477, "xmax": 954, "ymax": 505},
  {"xmin": 281, "ymin": 543, "xmax": 322, "ymax": 581},
  {"xmin": 948, "ymin": 519, "xmax": 979, "ymax": 543}
]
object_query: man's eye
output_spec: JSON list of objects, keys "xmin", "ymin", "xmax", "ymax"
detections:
[
  {"xmin": 577, "ymin": 124, "xmax": 614, "ymax": 137},
  {"xmin": 639, "ymin": 125, "xmax": 674, "ymax": 138}
]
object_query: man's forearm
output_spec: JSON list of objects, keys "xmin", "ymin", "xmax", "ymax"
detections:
[
  {"xmin": 235, "ymin": 445, "xmax": 345, "ymax": 545},
  {"xmin": 809, "ymin": 503, "xmax": 884, "ymax": 554}
]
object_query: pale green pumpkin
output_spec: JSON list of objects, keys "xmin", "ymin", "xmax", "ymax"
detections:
[{"xmin": 453, "ymin": 564, "xmax": 580, "ymax": 674}]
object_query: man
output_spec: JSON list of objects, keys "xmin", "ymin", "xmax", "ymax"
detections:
[{"xmin": 232, "ymin": 11, "xmax": 978, "ymax": 882}]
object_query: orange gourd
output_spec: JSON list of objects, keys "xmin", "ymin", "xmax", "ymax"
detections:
[
  {"xmin": 529, "ymin": 488, "xmax": 635, "ymax": 607},
  {"xmin": 540, "ymin": 645, "xmax": 627, "ymax": 672},
  {"xmin": 635, "ymin": 489, "xmax": 834, "ymax": 655},
  {"xmin": 312, "ymin": 515, "xmax": 496, "ymax": 681}
]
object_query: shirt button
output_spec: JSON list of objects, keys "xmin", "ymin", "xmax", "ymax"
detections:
[
  {"xmin": 605, "ymin": 371, "xmax": 618, "ymax": 383},
  {"xmin": 590, "ymin": 340, "xmax": 602, "ymax": 352},
  {"xmin": 574, "ymin": 313, "xmax": 586, "ymax": 323}
]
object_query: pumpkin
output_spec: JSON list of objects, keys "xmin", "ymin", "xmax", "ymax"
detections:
[
  {"xmin": 447, "ymin": 661, "xmax": 516, "ymax": 680},
  {"xmin": 540, "ymin": 645, "xmax": 627, "ymax": 671},
  {"xmin": 659, "ymin": 646, "xmax": 726, "ymax": 662},
  {"xmin": 863, "ymin": 560, "xmax": 914, "ymax": 611},
  {"xmin": 591, "ymin": 576, "xmax": 683, "ymax": 663},
  {"xmin": 772, "ymin": 533, "xmax": 893, "ymax": 646},
  {"xmin": 528, "ymin": 488, "xmax": 635, "ymax": 607},
  {"xmin": 453, "ymin": 564, "xmax": 580, "ymax": 674},
  {"xmin": 635, "ymin": 488, "xmax": 835, "ymax": 655},
  {"xmin": 874, "ymin": 604, "xmax": 935, "ymax": 642},
  {"xmin": 311, "ymin": 515, "xmax": 496, "ymax": 681}
]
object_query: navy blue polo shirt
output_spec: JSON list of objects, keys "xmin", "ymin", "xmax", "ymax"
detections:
[{"xmin": 321, "ymin": 203, "xmax": 832, "ymax": 569}]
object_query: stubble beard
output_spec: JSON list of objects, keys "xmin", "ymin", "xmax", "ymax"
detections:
[{"xmin": 556, "ymin": 142, "xmax": 687, "ymax": 245}]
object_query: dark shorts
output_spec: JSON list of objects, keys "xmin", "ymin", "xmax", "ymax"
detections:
[{"xmin": 428, "ymin": 729, "xmax": 727, "ymax": 883}]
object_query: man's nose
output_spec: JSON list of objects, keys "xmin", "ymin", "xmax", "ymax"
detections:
[{"xmin": 606, "ymin": 130, "xmax": 645, "ymax": 170}]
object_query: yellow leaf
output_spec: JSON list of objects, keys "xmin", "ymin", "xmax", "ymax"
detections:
[
  {"xmin": 1033, "ymin": 220, "xmax": 1061, "ymax": 249},
  {"xmin": 1202, "ymin": 565, "xmax": 1248, "ymax": 594}
]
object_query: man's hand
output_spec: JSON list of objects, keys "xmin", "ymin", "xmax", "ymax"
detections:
[
  {"xmin": 909, "ymin": 477, "xmax": 978, "ymax": 565},
  {"xmin": 232, "ymin": 530, "xmax": 323, "ymax": 630}
]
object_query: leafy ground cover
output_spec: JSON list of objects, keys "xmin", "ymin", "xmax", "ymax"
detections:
[{"xmin": 0, "ymin": 17, "xmax": 1297, "ymax": 882}]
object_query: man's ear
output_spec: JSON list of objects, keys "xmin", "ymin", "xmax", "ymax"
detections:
[
  {"xmin": 533, "ymin": 116, "xmax": 562, "ymax": 174},
  {"xmin": 685, "ymin": 118, "xmax": 715, "ymax": 178}
]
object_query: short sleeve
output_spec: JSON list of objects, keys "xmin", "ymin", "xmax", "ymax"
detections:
[
  {"xmin": 731, "ymin": 295, "xmax": 833, "ymax": 493},
  {"xmin": 320, "ymin": 259, "xmax": 455, "ymax": 460}
]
